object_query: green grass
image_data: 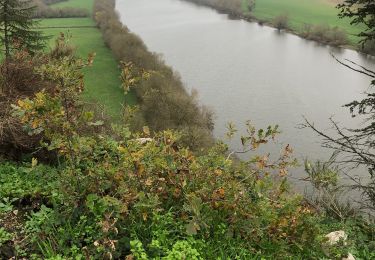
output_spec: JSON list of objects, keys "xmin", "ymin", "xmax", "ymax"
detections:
[
  {"xmin": 251, "ymin": 0, "xmax": 362, "ymax": 44},
  {"xmin": 39, "ymin": 0, "xmax": 136, "ymax": 120}
]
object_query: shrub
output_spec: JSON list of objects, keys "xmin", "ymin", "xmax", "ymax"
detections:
[
  {"xmin": 41, "ymin": 0, "xmax": 67, "ymax": 5},
  {"xmin": 33, "ymin": 0, "xmax": 88, "ymax": 18},
  {"xmin": 182, "ymin": 0, "xmax": 254, "ymax": 15},
  {"xmin": 9, "ymin": 69, "xmax": 324, "ymax": 257},
  {"xmin": 0, "ymin": 50, "xmax": 51, "ymax": 158},
  {"xmin": 50, "ymin": 33, "xmax": 76, "ymax": 59},
  {"xmin": 362, "ymin": 39, "xmax": 375, "ymax": 55},
  {"xmin": 302, "ymin": 24, "xmax": 348, "ymax": 46},
  {"xmin": 273, "ymin": 14, "xmax": 289, "ymax": 30},
  {"xmin": 0, "ymin": 36, "xmax": 100, "ymax": 160}
]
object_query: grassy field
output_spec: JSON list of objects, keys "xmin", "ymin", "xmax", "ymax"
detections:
[
  {"xmin": 40, "ymin": 0, "xmax": 136, "ymax": 120},
  {"xmin": 52, "ymin": 0, "xmax": 94, "ymax": 14},
  {"xmin": 251, "ymin": 0, "xmax": 361, "ymax": 44}
]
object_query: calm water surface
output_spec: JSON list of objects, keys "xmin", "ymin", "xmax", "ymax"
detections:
[{"xmin": 116, "ymin": 0, "xmax": 375, "ymax": 187}]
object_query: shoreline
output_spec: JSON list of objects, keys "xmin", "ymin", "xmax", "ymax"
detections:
[{"xmin": 179, "ymin": 0, "xmax": 370, "ymax": 55}]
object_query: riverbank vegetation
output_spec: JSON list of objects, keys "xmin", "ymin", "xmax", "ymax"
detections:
[
  {"xmin": 33, "ymin": 0, "xmax": 89, "ymax": 18},
  {"xmin": 182, "ymin": 0, "xmax": 369, "ymax": 52},
  {"xmin": 252, "ymin": 0, "xmax": 360, "ymax": 43},
  {"xmin": 182, "ymin": 0, "xmax": 254, "ymax": 15},
  {"xmin": 0, "ymin": 0, "xmax": 374, "ymax": 259},
  {"xmin": 94, "ymin": 0, "xmax": 214, "ymax": 151}
]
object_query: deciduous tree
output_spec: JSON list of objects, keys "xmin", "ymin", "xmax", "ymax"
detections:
[{"xmin": 337, "ymin": 0, "xmax": 375, "ymax": 47}]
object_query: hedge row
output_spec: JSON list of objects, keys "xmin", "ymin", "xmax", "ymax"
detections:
[{"xmin": 93, "ymin": 0, "xmax": 214, "ymax": 150}]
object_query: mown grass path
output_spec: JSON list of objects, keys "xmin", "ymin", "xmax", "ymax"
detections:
[{"xmin": 40, "ymin": 1, "xmax": 136, "ymax": 120}]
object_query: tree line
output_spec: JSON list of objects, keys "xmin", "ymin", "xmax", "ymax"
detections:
[
  {"xmin": 33, "ymin": 0, "xmax": 89, "ymax": 18},
  {"xmin": 184, "ymin": 0, "xmax": 254, "ymax": 16}
]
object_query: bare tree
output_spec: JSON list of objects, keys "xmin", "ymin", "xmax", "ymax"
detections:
[{"xmin": 304, "ymin": 57, "xmax": 375, "ymax": 212}]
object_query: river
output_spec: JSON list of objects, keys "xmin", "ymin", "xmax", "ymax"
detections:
[{"xmin": 116, "ymin": 0, "xmax": 375, "ymax": 188}]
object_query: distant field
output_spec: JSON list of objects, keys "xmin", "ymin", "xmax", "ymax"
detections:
[
  {"xmin": 51, "ymin": 0, "xmax": 94, "ymax": 14},
  {"xmin": 251, "ymin": 0, "xmax": 361, "ymax": 44},
  {"xmin": 40, "ymin": 0, "xmax": 136, "ymax": 120}
]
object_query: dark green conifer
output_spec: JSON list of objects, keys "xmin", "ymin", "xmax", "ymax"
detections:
[{"xmin": 0, "ymin": 0, "xmax": 47, "ymax": 58}]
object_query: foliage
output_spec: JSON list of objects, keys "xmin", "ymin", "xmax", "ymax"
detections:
[
  {"xmin": 0, "ymin": 49, "xmax": 53, "ymax": 158},
  {"xmin": 0, "ymin": 48, "xmax": 50, "ymax": 94},
  {"xmin": 0, "ymin": 51, "xmax": 329, "ymax": 258},
  {"xmin": 0, "ymin": 35, "xmax": 94, "ymax": 159},
  {"xmin": 301, "ymin": 24, "xmax": 348, "ymax": 46},
  {"xmin": 0, "ymin": 227, "xmax": 11, "ymax": 246},
  {"xmin": 33, "ymin": 0, "xmax": 89, "ymax": 19},
  {"xmin": 94, "ymin": 0, "xmax": 214, "ymax": 151},
  {"xmin": 0, "ymin": 2, "xmax": 374, "ymax": 258},
  {"xmin": 362, "ymin": 39, "xmax": 375, "ymax": 54},
  {"xmin": 49, "ymin": 33, "xmax": 76, "ymax": 59},
  {"xmin": 42, "ymin": 0, "xmax": 67, "ymax": 5},
  {"xmin": 0, "ymin": 40, "xmax": 372, "ymax": 259},
  {"xmin": 337, "ymin": 0, "xmax": 375, "ymax": 48},
  {"xmin": 0, "ymin": 162, "xmax": 60, "ymax": 201},
  {"xmin": 301, "ymin": 0, "xmax": 375, "ymax": 216},
  {"xmin": 183, "ymin": 0, "xmax": 254, "ymax": 15},
  {"xmin": 273, "ymin": 14, "xmax": 289, "ymax": 30},
  {"xmin": 40, "ymin": 15, "xmax": 137, "ymax": 118},
  {"xmin": 252, "ymin": 0, "xmax": 359, "ymax": 45},
  {"xmin": 304, "ymin": 159, "xmax": 358, "ymax": 220},
  {"xmin": 305, "ymin": 159, "xmax": 339, "ymax": 190},
  {"xmin": 304, "ymin": 62, "xmax": 375, "ymax": 212},
  {"xmin": 186, "ymin": 0, "xmax": 355, "ymax": 48}
]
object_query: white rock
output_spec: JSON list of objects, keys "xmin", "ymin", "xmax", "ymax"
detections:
[
  {"xmin": 342, "ymin": 253, "xmax": 355, "ymax": 260},
  {"xmin": 325, "ymin": 230, "xmax": 347, "ymax": 245},
  {"xmin": 323, "ymin": 231, "xmax": 354, "ymax": 260},
  {"xmin": 136, "ymin": 138, "xmax": 153, "ymax": 144}
]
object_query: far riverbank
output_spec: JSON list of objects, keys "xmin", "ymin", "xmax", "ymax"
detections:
[{"xmin": 180, "ymin": 0, "xmax": 370, "ymax": 54}]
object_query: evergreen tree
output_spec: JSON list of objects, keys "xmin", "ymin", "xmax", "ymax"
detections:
[{"xmin": 0, "ymin": 0, "xmax": 47, "ymax": 59}]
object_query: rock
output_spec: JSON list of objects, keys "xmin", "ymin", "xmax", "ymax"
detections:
[
  {"xmin": 342, "ymin": 253, "xmax": 355, "ymax": 260},
  {"xmin": 325, "ymin": 230, "xmax": 347, "ymax": 245},
  {"xmin": 136, "ymin": 138, "xmax": 153, "ymax": 144}
]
